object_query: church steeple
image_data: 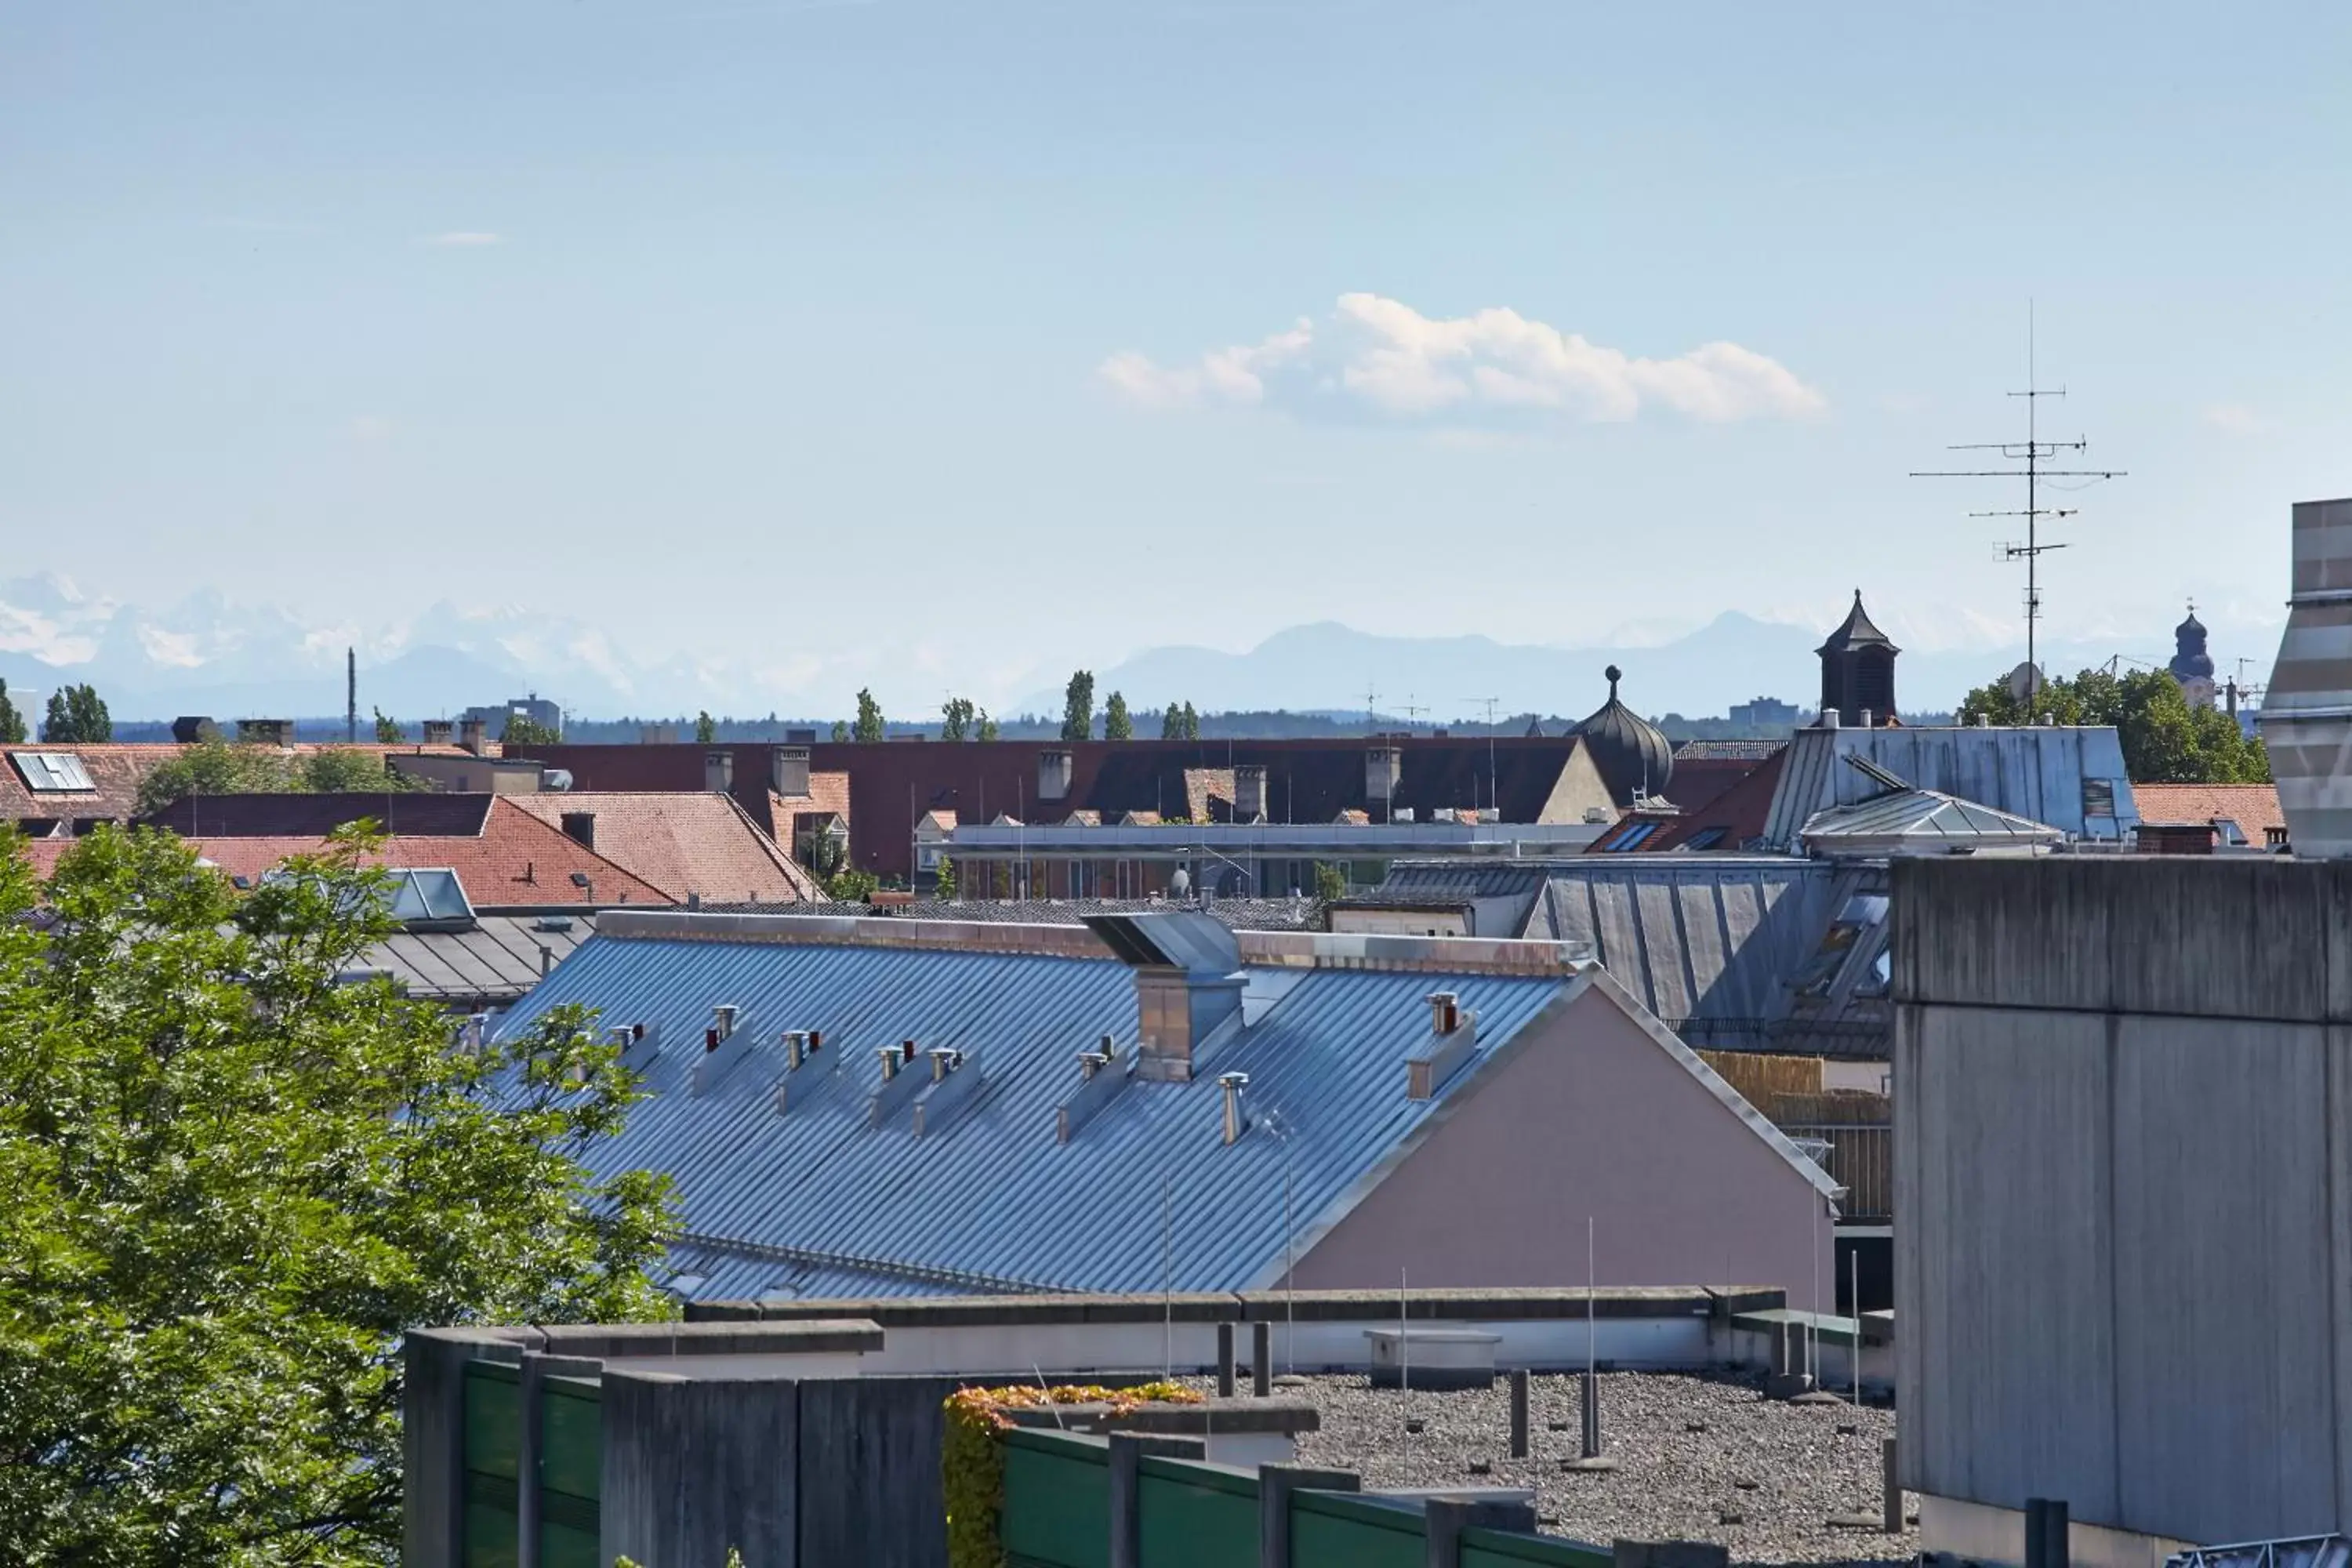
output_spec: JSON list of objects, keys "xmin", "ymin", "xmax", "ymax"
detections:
[{"xmin": 1817, "ymin": 590, "xmax": 1900, "ymax": 725}]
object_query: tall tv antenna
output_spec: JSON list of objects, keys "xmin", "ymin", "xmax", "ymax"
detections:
[{"xmin": 1911, "ymin": 307, "xmax": 2125, "ymax": 698}]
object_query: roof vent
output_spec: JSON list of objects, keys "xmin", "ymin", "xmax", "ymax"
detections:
[
  {"xmin": 1858, "ymin": 709, "xmax": 1874, "ymax": 728},
  {"xmin": 1219, "ymin": 1071, "xmax": 1250, "ymax": 1145},
  {"xmin": 1038, "ymin": 748, "xmax": 1073, "ymax": 801},
  {"xmin": 1083, "ymin": 912, "xmax": 1245, "ymax": 1083},
  {"xmin": 421, "ymin": 719, "xmax": 454, "ymax": 746},
  {"xmin": 1407, "ymin": 993, "xmax": 1479, "ymax": 1099},
  {"xmin": 1819, "ymin": 710, "xmax": 1840, "ymax": 730},
  {"xmin": 713, "ymin": 1004, "xmax": 741, "ymax": 1041},
  {"xmin": 459, "ymin": 718, "xmax": 487, "ymax": 754},
  {"xmin": 1057, "ymin": 1035, "xmax": 1131, "ymax": 1142}
]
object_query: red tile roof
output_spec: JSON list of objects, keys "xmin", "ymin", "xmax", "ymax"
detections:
[
  {"xmin": 1587, "ymin": 748, "xmax": 1787, "ymax": 853},
  {"xmin": 2131, "ymin": 783, "xmax": 2285, "ymax": 844},
  {"xmin": 11, "ymin": 796, "xmax": 669, "ymax": 910},
  {"xmin": 0, "ymin": 742, "xmax": 474, "ymax": 830},
  {"xmin": 510, "ymin": 792, "xmax": 816, "ymax": 903}
]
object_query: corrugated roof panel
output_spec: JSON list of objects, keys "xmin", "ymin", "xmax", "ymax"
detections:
[
  {"xmin": 1634, "ymin": 878, "xmax": 1695, "ymax": 1023},
  {"xmin": 492, "ymin": 935, "xmax": 1567, "ymax": 1298}
]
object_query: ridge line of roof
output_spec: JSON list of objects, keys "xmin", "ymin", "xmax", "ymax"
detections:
[{"xmin": 593, "ymin": 909, "xmax": 1590, "ymax": 975}]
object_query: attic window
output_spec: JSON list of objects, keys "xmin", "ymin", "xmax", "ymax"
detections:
[
  {"xmin": 1682, "ymin": 826, "xmax": 1729, "ymax": 851},
  {"xmin": 1602, "ymin": 822, "xmax": 1660, "ymax": 851},
  {"xmin": 2213, "ymin": 817, "xmax": 2247, "ymax": 846},
  {"xmin": 12, "ymin": 752, "xmax": 94, "ymax": 792},
  {"xmin": 1792, "ymin": 894, "xmax": 1890, "ymax": 998}
]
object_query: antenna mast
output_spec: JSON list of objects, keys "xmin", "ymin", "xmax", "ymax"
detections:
[{"xmin": 1911, "ymin": 308, "xmax": 2125, "ymax": 699}]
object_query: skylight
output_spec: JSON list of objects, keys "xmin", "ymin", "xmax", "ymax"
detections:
[
  {"xmin": 387, "ymin": 869, "xmax": 474, "ymax": 928},
  {"xmin": 12, "ymin": 752, "xmax": 94, "ymax": 792},
  {"xmin": 1603, "ymin": 822, "xmax": 1659, "ymax": 851}
]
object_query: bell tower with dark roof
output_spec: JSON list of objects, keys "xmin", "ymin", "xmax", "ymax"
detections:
[{"xmin": 1818, "ymin": 590, "xmax": 1899, "ymax": 726}]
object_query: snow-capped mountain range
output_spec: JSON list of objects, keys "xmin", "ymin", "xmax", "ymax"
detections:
[{"xmin": 0, "ymin": 573, "xmax": 2254, "ymax": 725}]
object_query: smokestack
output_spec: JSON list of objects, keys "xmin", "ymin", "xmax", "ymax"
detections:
[
  {"xmin": 347, "ymin": 648, "xmax": 357, "ymax": 745},
  {"xmin": 459, "ymin": 718, "xmax": 487, "ymax": 755},
  {"xmin": 423, "ymin": 720, "xmax": 454, "ymax": 746},
  {"xmin": 1219, "ymin": 1071, "xmax": 1250, "ymax": 1145},
  {"xmin": 705, "ymin": 750, "xmax": 734, "ymax": 792}
]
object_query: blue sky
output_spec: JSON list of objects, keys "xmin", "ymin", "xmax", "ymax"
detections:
[{"xmin": 3, "ymin": 0, "xmax": 2347, "ymax": 711}]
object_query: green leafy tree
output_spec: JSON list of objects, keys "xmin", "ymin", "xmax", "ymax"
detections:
[
  {"xmin": 1161, "ymin": 702, "xmax": 1184, "ymax": 740},
  {"xmin": 301, "ymin": 747, "xmax": 431, "ymax": 794},
  {"xmin": 135, "ymin": 739, "xmax": 295, "ymax": 815},
  {"xmin": 137, "ymin": 739, "xmax": 429, "ymax": 815},
  {"xmin": 693, "ymin": 711, "xmax": 717, "ymax": 744},
  {"xmin": 830, "ymin": 720, "xmax": 851, "ymax": 743},
  {"xmin": 1103, "ymin": 691, "xmax": 1133, "ymax": 742},
  {"xmin": 40, "ymin": 683, "xmax": 111, "ymax": 743},
  {"xmin": 1060, "ymin": 670, "xmax": 1095, "ymax": 742},
  {"xmin": 826, "ymin": 867, "xmax": 879, "ymax": 902},
  {"xmin": 503, "ymin": 713, "xmax": 563, "ymax": 746},
  {"xmin": 942, "ymin": 697, "xmax": 975, "ymax": 742},
  {"xmin": 853, "ymin": 689, "xmax": 886, "ymax": 744},
  {"xmin": 934, "ymin": 855, "xmax": 956, "ymax": 901},
  {"xmin": 1180, "ymin": 702, "xmax": 1200, "ymax": 742},
  {"xmin": 1956, "ymin": 667, "xmax": 2270, "ymax": 785},
  {"xmin": 0, "ymin": 679, "xmax": 24, "ymax": 744},
  {"xmin": 0, "ymin": 824, "xmax": 673, "ymax": 1561},
  {"xmin": 1313, "ymin": 861, "xmax": 1348, "ymax": 903},
  {"xmin": 372, "ymin": 706, "xmax": 402, "ymax": 745},
  {"xmin": 976, "ymin": 708, "xmax": 1000, "ymax": 742}
]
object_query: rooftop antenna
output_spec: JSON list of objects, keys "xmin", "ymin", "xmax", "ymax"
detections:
[
  {"xmin": 1363, "ymin": 681, "xmax": 1381, "ymax": 734},
  {"xmin": 1911, "ymin": 304, "xmax": 2125, "ymax": 699}
]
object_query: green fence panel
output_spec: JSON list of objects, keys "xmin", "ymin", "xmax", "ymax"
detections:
[
  {"xmin": 537, "ymin": 1374, "xmax": 603, "ymax": 1567},
  {"xmin": 1461, "ymin": 1525, "xmax": 1614, "ymax": 1568},
  {"xmin": 463, "ymin": 1363, "xmax": 521, "ymax": 1568},
  {"xmin": 1138, "ymin": 1455, "xmax": 1258, "ymax": 1568},
  {"xmin": 1002, "ymin": 1429, "xmax": 1110, "ymax": 1568},
  {"xmin": 1290, "ymin": 1490, "xmax": 1425, "ymax": 1568}
]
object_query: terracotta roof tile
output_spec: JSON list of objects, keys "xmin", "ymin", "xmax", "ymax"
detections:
[
  {"xmin": 10, "ymin": 797, "xmax": 670, "ymax": 910},
  {"xmin": 2130, "ymin": 782, "xmax": 2285, "ymax": 844},
  {"xmin": 508, "ymin": 793, "xmax": 815, "ymax": 903}
]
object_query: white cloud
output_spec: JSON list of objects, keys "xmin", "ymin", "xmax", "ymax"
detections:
[
  {"xmin": 1101, "ymin": 293, "xmax": 1825, "ymax": 425},
  {"xmin": 2202, "ymin": 402, "xmax": 2263, "ymax": 434},
  {"xmin": 419, "ymin": 231, "xmax": 503, "ymax": 247}
]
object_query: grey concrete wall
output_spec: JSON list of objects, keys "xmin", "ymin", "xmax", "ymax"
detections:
[
  {"xmin": 1895, "ymin": 858, "xmax": 2352, "ymax": 1548},
  {"xmin": 1285, "ymin": 985, "xmax": 1832, "ymax": 1303},
  {"xmin": 402, "ymin": 1329, "xmax": 516, "ymax": 1568},
  {"xmin": 601, "ymin": 1371, "xmax": 800, "ymax": 1567},
  {"xmin": 793, "ymin": 1377, "xmax": 962, "ymax": 1568}
]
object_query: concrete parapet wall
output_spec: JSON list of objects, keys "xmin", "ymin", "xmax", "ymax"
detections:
[
  {"xmin": 601, "ymin": 1370, "xmax": 800, "ymax": 1566},
  {"xmin": 1892, "ymin": 858, "xmax": 2345, "ymax": 1022},
  {"xmin": 1895, "ymin": 857, "xmax": 2352, "ymax": 1550}
]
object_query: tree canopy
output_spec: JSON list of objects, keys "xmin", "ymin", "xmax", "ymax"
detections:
[
  {"xmin": 503, "ymin": 713, "xmax": 563, "ymax": 746},
  {"xmin": 1060, "ymin": 670, "xmax": 1095, "ymax": 742},
  {"xmin": 1956, "ymin": 667, "xmax": 2270, "ymax": 785},
  {"xmin": 1103, "ymin": 691, "xmax": 1132, "ymax": 742},
  {"xmin": 0, "ymin": 825, "xmax": 673, "ymax": 1561},
  {"xmin": 372, "ymin": 707, "xmax": 402, "ymax": 745},
  {"xmin": 941, "ymin": 697, "xmax": 975, "ymax": 742},
  {"xmin": 692, "ymin": 710, "xmax": 717, "ymax": 745},
  {"xmin": 0, "ymin": 678, "xmax": 24, "ymax": 745},
  {"xmin": 40, "ymin": 684, "xmax": 110, "ymax": 743},
  {"xmin": 136, "ymin": 740, "xmax": 432, "ymax": 817},
  {"xmin": 852, "ymin": 689, "xmax": 886, "ymax": 744},
  {"xmin": 975, "ymin": 708, "xmax": 1000, "ymax": 743},
  {"xmin": 1160, "ymin": 702, "xmax": 1200, "ymax": 742}
]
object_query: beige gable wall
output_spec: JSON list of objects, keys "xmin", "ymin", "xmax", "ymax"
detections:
[
  {"xmin": 1533, "ymin": 742, "xmax": 1618, "ymax": 826},
  {"xmin": 1283, "ymin": 982, "xmax": 1833, "ymax": 1301}
]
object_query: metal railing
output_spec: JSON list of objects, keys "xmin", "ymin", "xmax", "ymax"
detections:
[{"xmin": 1781, "ymin": 1123, "xmax": 1892, "ymax": 1222}]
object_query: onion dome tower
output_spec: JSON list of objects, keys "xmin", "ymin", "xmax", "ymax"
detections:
[
  {"xmin": 2169, "ymin": 604, "xmax": 2217, "ymax": 710},
  {"xmin": 1575, "ymin": 665, "xmax": 1674, "ymax": 805}
]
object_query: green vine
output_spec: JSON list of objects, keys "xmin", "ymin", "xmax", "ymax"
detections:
[{"xmin": 943, "ymin": 1381, "xmax": 1201, "ymax": 1568}]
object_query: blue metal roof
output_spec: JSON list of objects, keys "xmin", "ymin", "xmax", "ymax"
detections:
[{"xmin": 494, "ymin": 933, "xmax": 1569, "ymax": 1300}]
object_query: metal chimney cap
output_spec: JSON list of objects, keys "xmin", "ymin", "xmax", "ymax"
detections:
[{"xmin": 1218, "ymin": 1070, "xmax": 1250, "ymax": 1087}]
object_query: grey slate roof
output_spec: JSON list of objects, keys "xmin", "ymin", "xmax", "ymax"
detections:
[
  {"xmin": 491, "ymin": 922, "xmax": 1574, "ymax": 1299},
  {"xmin": 1381, "ymin": 858, "xmax": 1891, "ymax": 1058},
  {"xmin": 358, "ymin": 913, "xmax": 595, "ymax": 1008}
]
